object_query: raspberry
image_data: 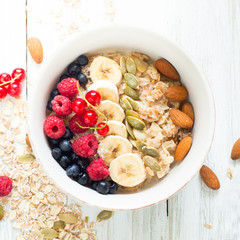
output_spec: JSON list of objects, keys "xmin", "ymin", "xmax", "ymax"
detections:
[
  {"xmin": 87, "ymin": 158, "xmax": 109, "ymax": 181},
  {"xmin": 52, "ymin": 95, "xmax": 72, "ymax": 116},
  {"xmin": 72, "ymin": 134, "xmax": 98, "ymax": 158},
  {"xmin": 0, "ymin": 176, "xmax": 13, "ymax": 196},
  {"xmin": 69, "ymin": 114, "xmax": 87, "ymax": 134},
  {"xmin": 44, "ymin": 115, "xmax": 65, "ymax": 139},
  {"xmin": 57, "ymin": 78, "xmax": 78, "ymax": 99}
]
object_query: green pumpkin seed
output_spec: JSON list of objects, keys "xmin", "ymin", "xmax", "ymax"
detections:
[
  {"xmin": 136, "ymin": 140, "xmax": 147, "ymax": 152},
  {"xmin": 17, "ymin": 154, "xmax": 35, "ymax": 164},
  {"xmin": 41, "ymin": 228, "xmax": 59, "ymax": 239},
  {"xmin": 58, "ymin": 213, "xmax": 78, "ymax": 224},
  {"xmin": 126, "ymin": 110, "xmax": 140, "ymax": 119},
  {"xmin": 132, "ymin": 129, "xmax": 147, "ymax": 141},
  {"xmin": 125, "ymin": 120, "xmax": 135, "ymax": 139},
  {"xmin": 97, "ymin": 210, "xmax": 114, "ymax": 222},
  {"xmin": 143, "ymin": 156, "xmax": 161, "ymax": 171},
  {"xmin": 142, "ymin": 146, "xmax": 160, "ymax": 158},
  {"xmin": 120, "ymin": 56, "xmax": 126, "ymax": 75},
  {"xmin": 123, "ymin": 95, "xmax": 139, "ymax": 111},
  {"xmin": 85, "ymin": 216, "xmax": 89, "ymax": 223},
  {"xmin": 126, "ymin": 116, "xmax": 145, "ymax": 130},
  {"xmin": 53, "ymin": 220, "xmax": 66, "ymax": 230},
  {"xmin": 133, "ymin": 57, "xmax": 147, "ymax": 73},
  {"xmin": 129, "ymin": 137, "xmax": 137, "ymax": 147},
  {"xmin": 124, "ymin": 86, "xmax": 139, "ymax": 100},
  {"xmin": 0, "ymin": 205, "xmax": 4, "ymax": 221},
  {"xmin": 124, "ymin": 73, "xmax": 139, "ymax": 89},
  {"xmin": 120, "ymin": 96, "xmax": 133, "ymax": 111},
  {"xmin": 126, "ymin": 57, "xmax": 136, "ymax": 75}
]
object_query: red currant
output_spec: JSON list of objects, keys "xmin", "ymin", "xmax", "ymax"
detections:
[
  {"xmin": 97, "ymin": 122, "xmax": 109, "ymax": 136},
  {"xmin": 83, "ymin": 110, "xmax": 98, "ymax": 127},
  {"xmin": 0, "ymin": 73, "xmax": 11, "ymax": 90},
  {"xmin": 8, "ymin": 82, "xmax": 22, "ymax": 97},
  {"xmin": 0, "ymin": 86, "xmax": 7, "ymax": 99},
  {"xmin": 85, "ymin": 90, "xmax": 101, "ymax": 106},
  {"xmin": 11, "ymin": 68, "xmax": 26, "ymax": 83},
  {"xmin": 72, "ymin": 98, "xmax": 87, "ymax": 114}
]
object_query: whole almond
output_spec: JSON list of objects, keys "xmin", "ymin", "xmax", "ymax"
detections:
[
  {"xmin": 164, "ymin": 86, "xmax": 188, "ymax": 102},
  {"xmin": 231, "ymin": 138, "xmax": 240, "ymax": 160},
  {"xmin": 200, "ymin": 165, "xmax": 220, "ymax": 190},
  {"xmin": 169, "ymin": 108, "xmax": 193, "ymax": 129},
  {"xmin": 181, "ymin": 102, "xmax": 194, "ymax": 121},
  {"xmin": 155, "ymin": 58, "xmax": 180, "ymax": 81},
  {"xmin": 175, "ymin": 136, "xmax": 192, "ymax": 161},
  {"xmin": 27, "ymin": 37, "xmax": 43, "ymax": 64}
]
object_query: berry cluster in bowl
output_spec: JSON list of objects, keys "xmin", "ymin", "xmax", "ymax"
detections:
[{"xmin": 44, "ymin": 52, "xmax": 194, "ymax": 195}]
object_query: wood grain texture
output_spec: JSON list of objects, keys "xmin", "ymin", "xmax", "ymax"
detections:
[{"xmin": 1, "ymin": 0, "xmax": 240, "ymax": 239}]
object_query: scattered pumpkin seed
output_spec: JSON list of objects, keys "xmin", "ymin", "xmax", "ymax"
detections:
[
  {"xmin": 133, "ymin": 57, "xmax": 147, "ymax": 73},
  {"xmin": 17, "ymin": 154, "xmax": 35, "ymax": 164},
  {"xmin": 0, "ymin": 205, "xmax": 4, "ymax": 221},
  {"xmin": 124, "ymin": 86, "xmax": 139, "ymax": 100},
  {"xmin": 129, "ymin": 137, "xmax": 137, "ymax": 147},
  {"xmin": 136, "ymin": 140, "xmax": 147, "ymax": 152},
  {"xmin": 85, "ymin": 216, "xmax": 89, "ymax": 223},
  {"xmin": 97, "ymin": 210, "xmax": 114, "ymax": 222},
  {"xmin": 142, "ymin": 146, "xmax": 160, "ymax": 158},
  {"xmin": 58, "ymin": 213, "xmax": 78, "ymax": 224},
  {"xmin": 126, "ymin": 57, "xmax": 136, "ymax": 75},
  {"xmin": 126, "ymin": 116, "xmax": 145, "ymax": 130},
  {"xmin": 124, "ymin": 95, "xmax": 139, "ymax": 111},
  {"xmin": 120, "ymin": 96, "xmax": 133, "ymax": 111},
  {"xmin": 124, "ymin": 73, "xmax": 139, "ymax": 89},
  {"xmin": 120, "ymin": 56, "xmax": 127, "ymax": 75},
  {"xmin": 125, "ymin": 120, "xmax": 135, "ymax": 139},
  {"xmin": 143, "ymin": 156, "xmax": 161, "ymax": 171},
  {"xmin": 53, "ymin": 220, "xmax": 66, "ymax": 230},
  {"xmin": 126, "ymin": 110, "xmax": 140, "ymax": 119},
  {"xmin": 132, "ymin": 129, "xmax": 147, "ymax": 141},
  {"xmin": 41, "ymin": 228, "xmax": 59, "ymax": 239}
]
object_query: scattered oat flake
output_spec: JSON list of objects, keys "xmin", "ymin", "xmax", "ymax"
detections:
[
  {"xmin": 227, "ymin": 168, "xmax": 233, "ymax": 179},
  {"xmin": 204, "ymin": 223, "xmax": 213, "ymax": 229}
]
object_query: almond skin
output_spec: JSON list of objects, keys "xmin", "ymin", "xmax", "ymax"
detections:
[
  {"xmin": 181, "ymin": 102, "xmax": 194, "ymax": 121},
  {"xmin": 175, "ymin": 136, "xmax": 192, "ymax": 161},
  {"xmin": 200, "ymin": 165, "xmax": 220, "ymax": 190},
  {"xmin": 231, "ymin": 138, "xmax": 240, "ymax": 160},
  {"xmin": 169, "ymin": 108, "xmax": 193, "ymax": 129},
  {"xmin": 164, "ymin": 86, "xmax": 188, "ymax": 102},
  {"xmin": 27, "ymin": 37, "xmax": 43, "ymax": 64},
  {"xmin": 155, "ymin": 59, "xmax": 180, "ymax": 81}
]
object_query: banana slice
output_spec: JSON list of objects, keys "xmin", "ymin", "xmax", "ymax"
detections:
[
  {"xmin": 97, "ymin": 100, "xmax": 125, "ymax": 123},
  {"xmin": 88, "ymin": 80, "xmax": 119, "ymax": 103},
  {"xmin": 90, "ymin": 56, "xmax": 122, "ymax": 86},
  {"xmin": 98, "ymin": 135, "xmax": 132, "ymax": 166},
  {"xmin": 107, "ymin": 120, "xmax": 127, "ymax": 138},
  {"xmin": 109, "ymin": 153, "xmax": 146, "ymax": 187}
]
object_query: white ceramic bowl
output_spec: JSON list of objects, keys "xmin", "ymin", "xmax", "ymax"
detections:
[{"xmin": 28, "ymin": 26, "xmax": 215, "ymax": 210}]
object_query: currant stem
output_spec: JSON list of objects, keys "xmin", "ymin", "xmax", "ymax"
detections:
[{"xmin": 0, "ymin": 74, "xmax": 22, "ymax": 87}]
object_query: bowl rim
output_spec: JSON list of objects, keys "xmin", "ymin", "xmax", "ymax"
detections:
[{"xmin": 27, "ymin": 25, "xmax": 215, "ymax": 211}]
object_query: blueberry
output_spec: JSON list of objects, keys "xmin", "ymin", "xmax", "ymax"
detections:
[
  {"xmin": 59, "ymin": 74, "xmax": 70, "ymax": 82},
  {"xmin": 76, "ymin": 73, "xmax": 88, "ymax": 87},
  {"xmin": 51, "ymin": 148, "xmax": 62, "ymax": 160},
  {"xmin": 59, "ymin": 155, "xmax": 72, "ymax": 169},
  {"xmin": 77, "ymin": 172, "xmax": 89, "ymax": 185},
  {"xmin": 50, "ymin": 89, "xmax": 60, "ymax": 99},
  {"xmin": 48, "ymin": 138, "xmax": 61, "ymax": 148},
  {"xmin": 66, "ymin": 164, "xmax": 80, "ymax": 178},
  {"xmin": 70, "ymin": 151, "xmax": 77, "ymax": 161},
  {"xmin": 67, "ymin": 63, "xmax": 81, "ymax": 77},
  {"xmin": 78, "ymin": 55, "xmax": 89, "ymax": 66},
  {"xmin": 59, "ymin": 139, "xmax": 72, "ymax": 152},
  {"xmin": 91, "ymin": 181, "xmax": 98, "ymax": 190},
  {"xmin": 62, "ymin": 127, "xmax": 73, "ymax": 140},
  {"xmin": 96, "ymin": 180, "xmax": 110, "ymax": 194},
  {"xmin": 108, "ymin": 181, "xmax": 118, "ymax": 194},
  {"xmin": 46, "ymin": 99, "xmax": 53, "ymax": 111},
  {"xmin": 76, "ymin": 157, "xmax": 89, "ymax": 171}
]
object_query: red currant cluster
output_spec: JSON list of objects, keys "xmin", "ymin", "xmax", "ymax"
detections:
[
  {"xmin": 72, "ymin": 90, "xmax": 109, "ymax": 136},
  {"xmin": 0, "ymin": 68, "xmax": 26, "ymax": 99}
]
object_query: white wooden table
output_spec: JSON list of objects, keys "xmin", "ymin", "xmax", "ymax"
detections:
[{"xmin": 1, "ymin": 0, "xmax": 239, "ymax": 239}]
